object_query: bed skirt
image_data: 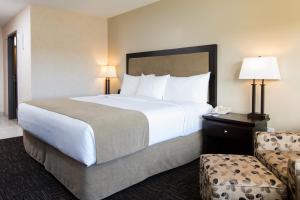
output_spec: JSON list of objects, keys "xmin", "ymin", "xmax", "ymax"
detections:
[{"xmin": 23, "ymin": 130, "xmax": 202, "ymax": 200}]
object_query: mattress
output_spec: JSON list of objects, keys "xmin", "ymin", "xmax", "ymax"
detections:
[{"xmin": 18, "ymin": 95, "xmax": 212, "ymax": 166}]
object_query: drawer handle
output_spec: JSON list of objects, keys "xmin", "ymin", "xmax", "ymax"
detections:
[{"xmin": 224, "ymin": 129, "xmax": 229, "ymax": 134}]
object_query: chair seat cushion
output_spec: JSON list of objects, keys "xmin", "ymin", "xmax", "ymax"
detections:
[
  {"xmin": 200, "ymin": 154, "xmax": 287, "ymax": 200},
  {"xmin": 256, "ymin": 150, "xmax": 300, "ymax": 184}
]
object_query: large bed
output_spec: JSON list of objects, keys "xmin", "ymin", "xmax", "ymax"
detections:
[{"xmin": 19, "ymin": 44, "xmax": 218, "ymax": 200}]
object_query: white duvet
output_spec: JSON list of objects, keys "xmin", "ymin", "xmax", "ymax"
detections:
[{"xmin": 18, "ymin": 95, "xmax": 212, "ymax": 166}]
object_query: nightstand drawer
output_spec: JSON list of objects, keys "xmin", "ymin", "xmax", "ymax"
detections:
[{"xmin": 203, "ymin": 120, "xmax": 251, "ymax": 140}]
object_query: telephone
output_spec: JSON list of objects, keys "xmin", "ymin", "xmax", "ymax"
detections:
[{"xmin": 211, "ymin": 106, "xmax": 231, "ymax": 115}]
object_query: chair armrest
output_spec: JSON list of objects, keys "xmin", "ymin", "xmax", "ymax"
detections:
[
  {"xmin": 288, "ymin": 159, "xmax": 300, "ymax": 200},
  {"xmin": 254, "ymin": 131, "xmax": 300, "ymax": 152}
]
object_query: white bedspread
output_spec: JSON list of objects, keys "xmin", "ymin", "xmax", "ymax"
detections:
[{"xmin": 18, "ymin": 95, "xmax": 212, "ymax": 166}]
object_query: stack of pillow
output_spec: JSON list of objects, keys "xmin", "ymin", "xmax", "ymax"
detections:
[{"xmin": 120, "ymin": 72, "xmax": 211, "ymax": 104}]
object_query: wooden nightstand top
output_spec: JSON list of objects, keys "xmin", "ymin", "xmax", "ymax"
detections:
[{"xmin": 203, "ymin": 113, "xmax": 269, "ymax": 127}]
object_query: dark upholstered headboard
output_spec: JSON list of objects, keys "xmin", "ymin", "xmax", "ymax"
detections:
[{"xmin": 126, "ymin": 45, "xmax": 217, "ymax": 107}]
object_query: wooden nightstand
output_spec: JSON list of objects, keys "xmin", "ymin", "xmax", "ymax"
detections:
[{"xmin": 202, "ymin": 113, "xmax": 269, "ymax": 155}]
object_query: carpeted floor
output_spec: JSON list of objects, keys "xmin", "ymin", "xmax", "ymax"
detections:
[{"xmin": 0, "ymin": 137, "xmax": 200, "ymax": 200}]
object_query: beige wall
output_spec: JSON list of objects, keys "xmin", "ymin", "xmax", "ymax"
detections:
[
  {"xmin": 108, "ymin": 0, "xmax": 300, "ymax": 131},
  {"xmin": 31, "ymin": 5, "xmax": 107, "ymax": 99},
  {"xmin": 0, "ymin": 28, "xmax": 3, "ymax": 112},
  {"xmin": 2, "ymin": 6, "xmax": 31, "ymax": 115}
]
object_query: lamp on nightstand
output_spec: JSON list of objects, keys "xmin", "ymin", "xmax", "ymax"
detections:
[
  {"xmin": 100, "ymin": 65, "xmax": 117, "ymax": 94},
  {"xmin": 239, "ymin": 56, "xmax": 280, "ymax": 120}
]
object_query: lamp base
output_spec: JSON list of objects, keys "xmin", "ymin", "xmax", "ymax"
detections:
[
  {"xmin": 105, "ymin": 78, "xmax": 110, "ymax": 95},
  {"xmin": 247, "ymin": 112, "xmax": 270, "ymax": 120}
]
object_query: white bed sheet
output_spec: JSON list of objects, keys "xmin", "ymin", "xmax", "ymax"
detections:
[{"xmin": 18, "ymin": 95, "xmax": 212, "ymax": 166}]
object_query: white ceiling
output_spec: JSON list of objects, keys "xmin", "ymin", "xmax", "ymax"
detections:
[{"xmin": 0, "ymin": 0, "xmax": 159, "ymax": 27}]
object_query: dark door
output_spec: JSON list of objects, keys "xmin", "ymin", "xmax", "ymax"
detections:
[{"xmin": 7, "ymin": 32, "xmax": 18, "ymax": 119}]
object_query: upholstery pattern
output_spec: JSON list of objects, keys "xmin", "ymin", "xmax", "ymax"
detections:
[
  {"xmin": 199, "ymin": 154, "xmax": 287, "ymax": 200},
  {"xmin": 255, "ymin": 131, "xmax": 300, "ymax": 152},
  {"xmin": 255, "ymin": 150, "xmax": 300, "ymax": 185},
  {"xmin": 254, "ymin": 131, "xmax": 300, "ymax": 200}
]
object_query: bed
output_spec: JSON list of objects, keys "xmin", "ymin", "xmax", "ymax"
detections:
[{"xmin": 19, "ymin": 44, "xmax": 218, "ymax": 200}]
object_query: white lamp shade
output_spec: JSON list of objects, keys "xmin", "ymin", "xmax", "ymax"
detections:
[
  {"xmin": 100, "ymin": 65, "xmax": 117, "ymax": 78},
  {"xmin": 239, "ymin": 57, "xmax": 280, "ymax": 80}
]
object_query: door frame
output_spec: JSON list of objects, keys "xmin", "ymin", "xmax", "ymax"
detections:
[{"xmin": 7, "ymin": 31, "xmax": 18, "ymax": 119}]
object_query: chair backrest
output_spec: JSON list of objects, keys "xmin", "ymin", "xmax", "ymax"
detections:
[{"xmin": 255, "ymin": 131, "xmax": 300, "ymax": 152}]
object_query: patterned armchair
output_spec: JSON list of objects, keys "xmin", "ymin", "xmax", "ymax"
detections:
[{"xmin": 254, "ymin": 131, "xmax": 300, "ymax": 199}]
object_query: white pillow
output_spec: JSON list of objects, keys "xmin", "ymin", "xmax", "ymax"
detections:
[
  {"xmin": 120, "ymin": 74, "xmax": 154, "ymax": 96},
  {"xmin": 163, "ymin": 72, "xmax": 211, "ymax": 103},
  {"xmin": 120, "ymin": 74, "xmax": 140, "ymax": 96},
  {"xmin": 136, "ymin": 74, "xmax": 170, "ymax": 99}
]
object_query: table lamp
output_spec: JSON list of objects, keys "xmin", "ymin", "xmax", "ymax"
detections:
[
  {"xmin": 239, "ymin": 56, "xmax": 280, "ymax": 120},
  {"xmin": 100, "ymin": 65, "xmax": 117, "ymax": 94}
]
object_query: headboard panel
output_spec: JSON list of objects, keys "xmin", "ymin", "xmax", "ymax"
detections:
[{"xmin": 126, "ymin": 45, "xmax": 217, "ymax": 107}]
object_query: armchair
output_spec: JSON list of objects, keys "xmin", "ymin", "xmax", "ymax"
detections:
[{"xmin": 254, "ymin": 131, "xmax": 300, "ymax": 199}]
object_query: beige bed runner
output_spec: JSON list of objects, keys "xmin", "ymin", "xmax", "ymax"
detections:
[{"xmin": 26, "ymin": 98, "xmax": 149, "ymax": 165}]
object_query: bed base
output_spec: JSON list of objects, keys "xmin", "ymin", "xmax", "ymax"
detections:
[{"xmin": 23, "ymin": 131, "xmax": 202, "ymax": 200}]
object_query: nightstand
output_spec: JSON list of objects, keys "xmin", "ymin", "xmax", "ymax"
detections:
[{"xmin": 202, "ymin": 113, "xmax": 269, "ymax": 155}]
